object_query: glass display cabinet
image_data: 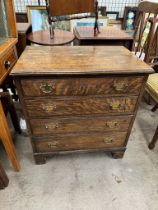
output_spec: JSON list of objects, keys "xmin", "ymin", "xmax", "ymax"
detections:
[
  {"xmin": 0, "ymin": 0, "xmax": 17, "ymax": 85},
  {"xmin": 0, "ymin": 0, "xmax": 20, "ymax": 172}
]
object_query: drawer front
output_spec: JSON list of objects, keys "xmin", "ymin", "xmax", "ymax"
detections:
[
  {"xmin": 0, "ymin": 47, "xmax": 17, "ymax": 73},
  {"xmin": 21, "ymin": 76, "xmax": 143, "ymax": 97},
  {"xmin": 25, "ymin": 96, "xmax": 138, "ymax": 117},
  {"xmin": 34, "ymin": 132, "xmax": 127, "ymax": 152},
  {"xmin": 30, "ymin": 116, "xmax": 132, "ymax": 136}
]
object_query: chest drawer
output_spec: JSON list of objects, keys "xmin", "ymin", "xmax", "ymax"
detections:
[
  {"xmin": 21, "ymin": 76, "xmax": 143, "ymax": 97},
  {"xmin": 34, "ymin": 132, "xmax": 127, "ymax": 152},
  {"xmin": 25, "ymin": 96, "xmax": 138, "ymax": 117},
  {"xmin": 30, "ymin": 115, "xmax": 132, "ymax": 136}
]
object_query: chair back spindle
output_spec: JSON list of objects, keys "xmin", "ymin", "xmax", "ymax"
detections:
[{"xmin": 132, "ymin": 1, "xmax": 158, "ymax": 66}]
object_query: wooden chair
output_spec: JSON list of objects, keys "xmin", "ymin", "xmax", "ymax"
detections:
[
  {"xmin": 0, "ymin": 92, "xmax": 21, "ymax": 171},
  {"xmin": 131, "ymin": 2, "xmax": 158, "ymax": 149},
  {"xmin": 146, "ymin": 73, "xmax": 158, "ymax": 149},
  {"xmin": 132, "ymin": 1, "xmax": 158, "ymax": 65},
  {"xmin": 45, "ymin": 0, "xmax": 100, "ymax": 38},
  {"xmin": 132, "ymin": 1, "xmax": 158, "ymax": 110}
]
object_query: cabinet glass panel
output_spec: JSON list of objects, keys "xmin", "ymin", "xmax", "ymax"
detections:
[{"xmin": 0, "ymin": 0, "xmax": 10, "ymax": 45}]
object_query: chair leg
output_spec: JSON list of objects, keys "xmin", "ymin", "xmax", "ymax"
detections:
[
  {"xmin": 0, "ymin": 101, "xmax": 20, "ymax": 171},
  {"xmin": 151, "ymin": 104, "xmax": 158, "ymax": 112},
  {"xmin": 148, "ymin": 126, "xmax": 158, "ymax": 150},
  {"xmin": 8, "ymin": 97, "xmax": 21, "ymax": 134},
  {"xmin": 0, "ymin": 162, "xmax": 9, "ymax": 189},
  {"xmin": 1, "ymin": 92, "xmax": 21, "ymax": 134}
]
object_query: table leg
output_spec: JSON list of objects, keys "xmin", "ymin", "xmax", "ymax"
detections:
[
  {"xmin": 0, "ymin": 101, "xmax": 20, "ymax": 171},
  {"xmin": 0, "ymin": 162, "xmax": 9, "ymax": 189},
  {"xmin": 148, "ymin": 126, "xmax": 158, "ymax": 150}
]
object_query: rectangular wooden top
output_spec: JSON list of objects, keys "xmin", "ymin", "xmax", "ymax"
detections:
[
  {"xmin": 74, "ymin": 26, "xmax": 133, "ymax": 40},
  {"xmin": 16, "ymin": 23, "xmax": 31, "ymax": 34},
  {"xmin": 11, "ymin": 46, "xmax": 153, "ymax": 76}
]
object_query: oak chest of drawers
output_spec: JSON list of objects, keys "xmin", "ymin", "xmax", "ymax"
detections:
[{"xmin": 11, "ymin": 46, "xmax": 153, "ymax": 164}]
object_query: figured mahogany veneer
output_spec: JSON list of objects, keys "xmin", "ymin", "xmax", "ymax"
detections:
[
  {"xmin": 24, "ymin": 96, "xmax": 138, "ymax": 117},
  {"xmin": 11, "ymin": 46, "xmax": 153, "ymax": 164},
  {"xmin": 34, "ymin": 132, "xmax": 127, "ymax": 153},
  {"xmin": 30, "ymin": 116, "xmax": 133, "ymax": 136},
  {"xmin": 21, "ymin": 76, "xmax": 143, "ymax": 97}
]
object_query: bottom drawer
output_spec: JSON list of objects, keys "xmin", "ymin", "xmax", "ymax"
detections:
[{"xmin": 34, "ymin": 132, "xmax": 127, "ymax": 153}]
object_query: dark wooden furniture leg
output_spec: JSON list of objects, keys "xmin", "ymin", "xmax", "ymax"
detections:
[
  {"xmin": 151, "ymin": 104, "xmax": 158, "ymax": 112},
  {"xmin": 34, "ymin": 155, "xmax": 46, "ymax": 165},
  {"xmin": 0, "ymin": 100, "xmax": 20, "ymax": 171},
  {"xmin": 1, "ymin": 92, "xmax": 21, "ymax": 134},
  {"xmin": 148, "ymin": 126, "xmax": 158, "ymax": 150},
  {"xmin": 111, "ymin": 150, "xmax": 125, "ymax": 159},
  {"xmin": 0, "ymin": 162, "xmax": 9, "ymax": 189},
  {"xmin": 1, "ymin": 78, "xmax": 18, "ymax": 101}
]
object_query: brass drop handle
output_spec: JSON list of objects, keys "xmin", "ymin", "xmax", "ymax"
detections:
[
  {"xmin": 45, "ymin": 123, "xmax": 59, "ymax": 129},
  {"xmin": 40, "ymin": 83, "xmax": 56, "ymax": 94},
  {"xmin": 113, "ymin": 81, "xmax": 128, "ymax": 91},
  {"xmin": 106, "ymin": 121, "xmax": 118, "ymax": 129},
  {"xmin": 47, "ymin": 141, "xmax": 58, "ymax": 148},
  {"xmin": 103, "ymin": 139, "xmax": 114, "ymax": 144},
  {"xmin": 42, "ymin": 104, "xmax": 57, "ymax": 112},
  {"xmin": 109, "ymin": 102, "xmax": 122, "ymax": 110},
  {"xmin": 4, "ymin": 60, "xmax": 11, "ymax": 69}
]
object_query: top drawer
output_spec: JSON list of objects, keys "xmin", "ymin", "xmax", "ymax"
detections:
[{"xmin": 20, "ymin": 76, "xmax": 144, "ymax": 97}]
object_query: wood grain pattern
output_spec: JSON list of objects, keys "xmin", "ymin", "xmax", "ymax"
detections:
[
  {"xmin": 0, "ymin": 42, "xmax": 17, "ymax": 85},
  {"xmin": 1, "ymin": 47, "xmax": 17, "ymax": 71},
  {"xmin": 34, "ymin": 132, "xmax": 127, "ymax": 152},
  {"xmin": 74, "ymin": 26, "xmax": 133, "ymax": 40},
  {"xmin": 25, "ymin": 96, "xmax": 138, "ymax": 117},
  {"xmin": 30, "ymin": 115, "xmax": 133, "ymax": 136},
  {"xmin": 74, "ymin": 26, "xmax": 134, "ymax": 50},
  {"xmin": 0, "ymin": 39, "xmax": 17, "ymax": 59},
  {"xmin": 11, "ymin": 46, "xmax": 153, "ymax": 76},
  {"xmin": 21, "ymin": 76, "xmax": 143, "ymax": 97},
  {"xmin": 0, "ymin": 101, "xmax": 20, "ymax": 171},
  {"xmin": 27, "ymin": 29, "xmax": 75, "ymax": 46},
  {"xmin": 12, "ymin": 46, "xmax": 152, "ymax": 163},
  {"xmin": 0, "ymin": 40, "xmax": 17, "ymax": 85},
  {"xmin": 49, "ymin": 0, "xmax": 95, "ymax": 16},
  {"xmin": 5, "ymin": 0, "xmax": 17, "ymax": 38}
]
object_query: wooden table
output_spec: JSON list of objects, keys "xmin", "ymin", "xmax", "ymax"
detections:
[
  {"xmin": 11, "ymin": 46, "xmax": 153, "ymax": 164},
  {"xmin": 74, "ymin": 26, "xmax": 133, "ymax": 50},
  {"xmin": 16, "ymin": 23, "xmax": 32, "ymax": 57},
  {"xmin": 27, "ymin": 29, "xmax": 75, "ymax": 46}
]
